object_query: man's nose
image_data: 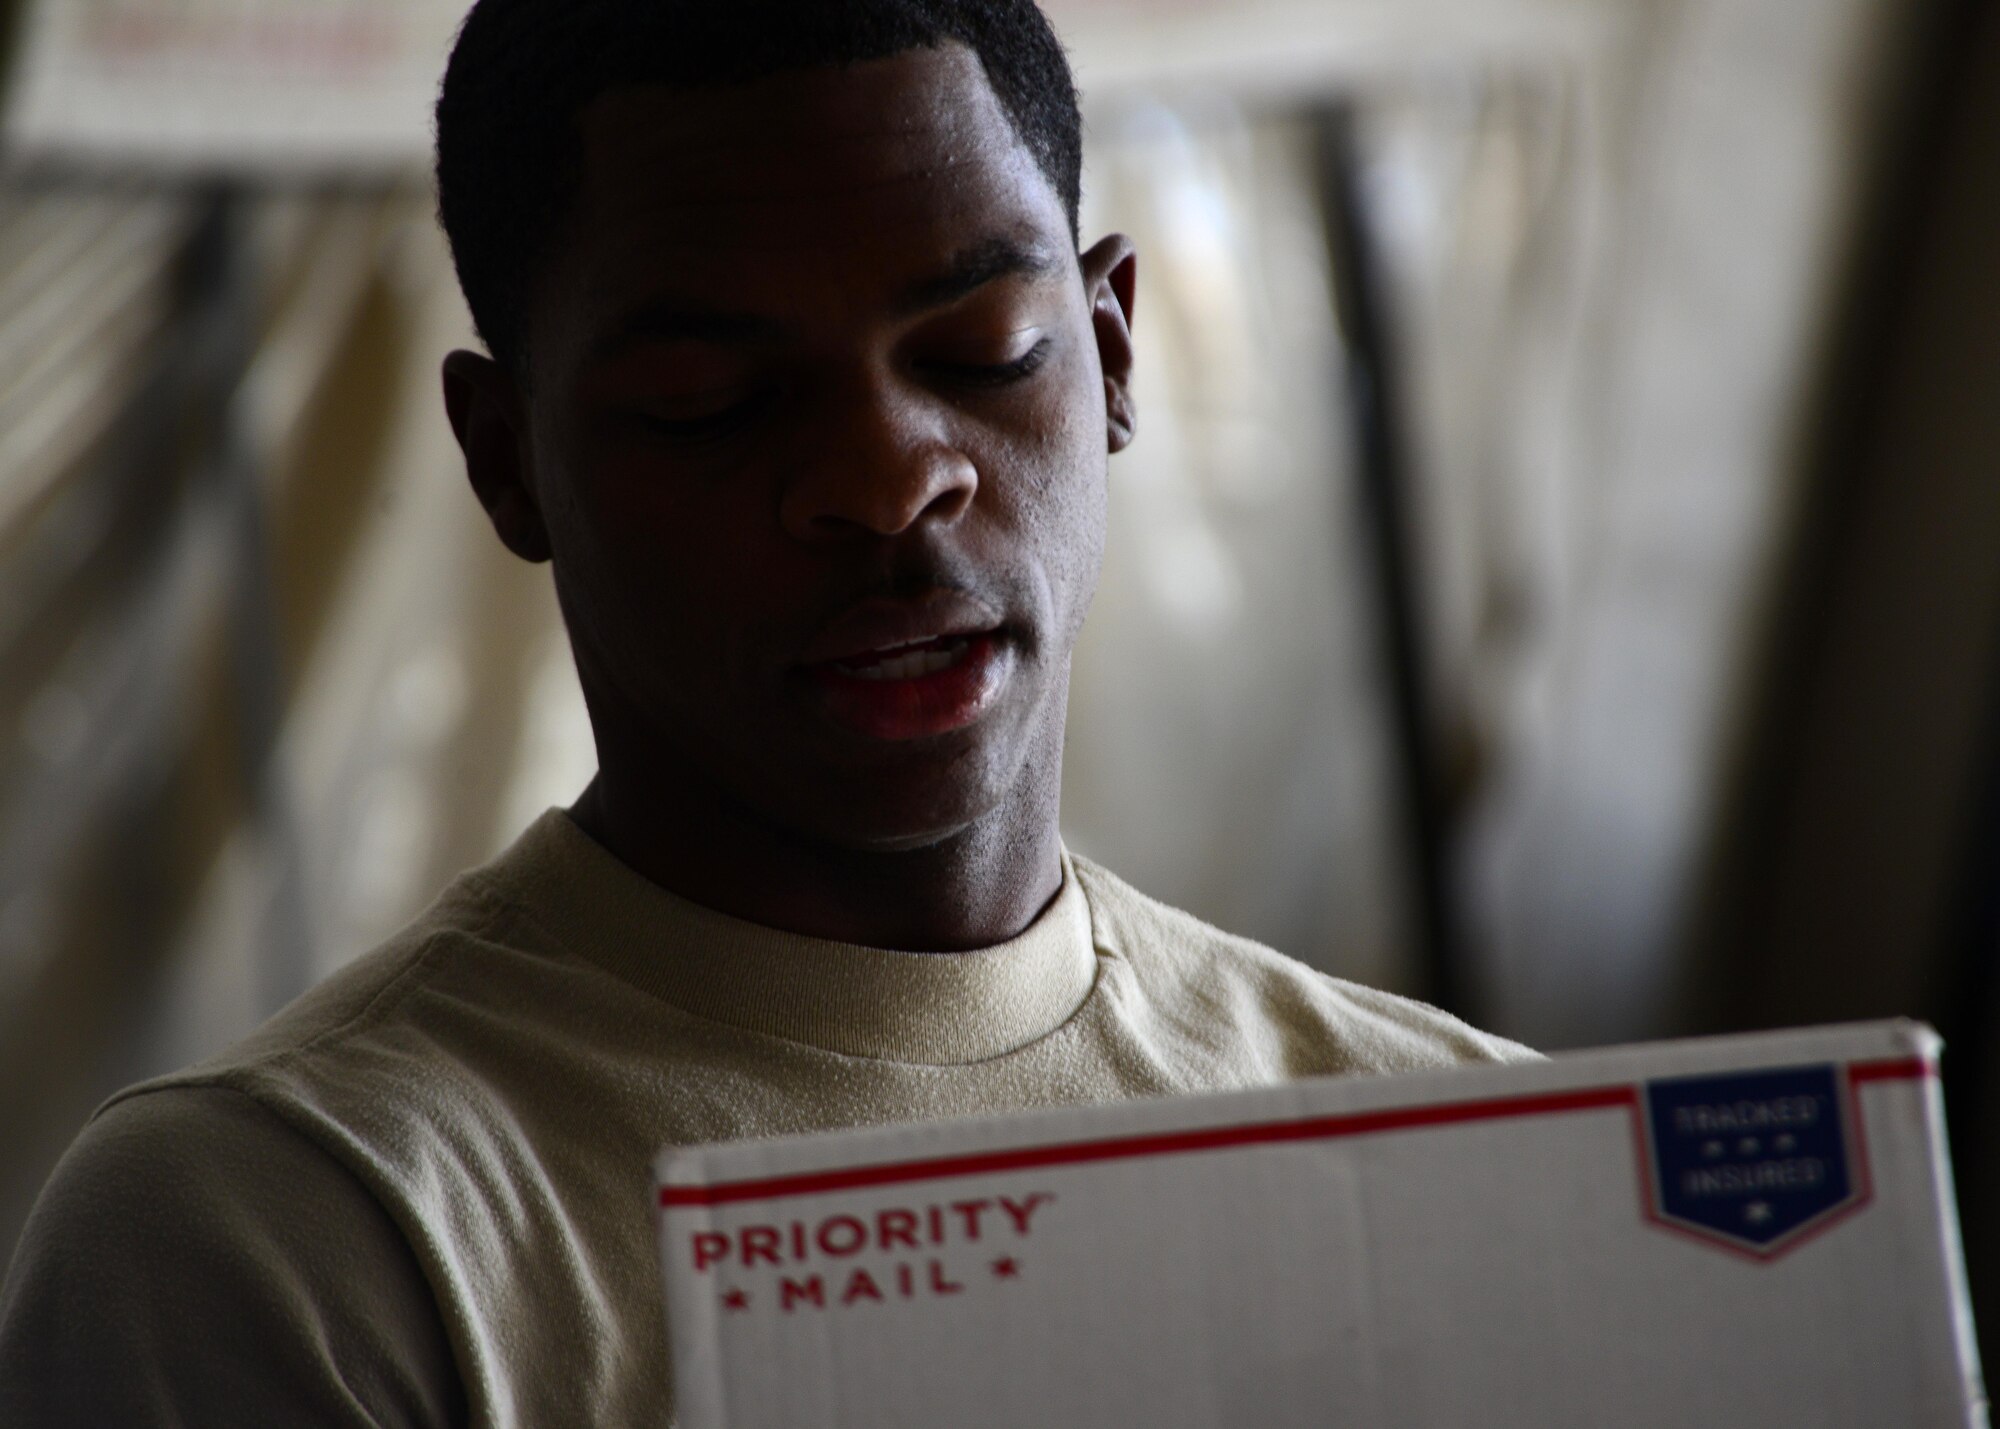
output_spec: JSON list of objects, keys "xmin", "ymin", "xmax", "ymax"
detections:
[{"xmin": 778, "ymin": 378, "xmax": 979, "ymax": 541}]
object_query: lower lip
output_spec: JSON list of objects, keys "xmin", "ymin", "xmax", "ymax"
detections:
[{"xmin": 803, "ymin": 635, "xmax": 1010, "ymax": 741}]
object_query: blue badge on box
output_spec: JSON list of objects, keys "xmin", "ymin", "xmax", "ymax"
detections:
[{"xmin": 1641, "ymin": 1064, "xmax": 1863, "ymax": 1258}]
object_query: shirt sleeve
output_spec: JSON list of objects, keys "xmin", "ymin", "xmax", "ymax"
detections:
[{"xmin": 0, "ymin": 1083, "xmax": 465, "ymax": 1428}]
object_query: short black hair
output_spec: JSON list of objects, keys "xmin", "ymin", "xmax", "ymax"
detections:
[{"xmin": 435, "ymin": 0, "xmax": 1083, "ymax": 373}]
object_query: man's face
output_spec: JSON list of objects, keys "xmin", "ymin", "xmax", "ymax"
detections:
[{"xmin": 509, "ymin": 45, "xmax": 1134, "ymax": 851}]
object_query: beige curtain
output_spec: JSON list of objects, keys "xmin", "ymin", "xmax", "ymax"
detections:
[
  {"xmin": 0, "ymin": 189, "xmax": 579, "ymax": 1253},
  {"xmin": 0, "ymin": 0, "xmax": 1946, "ymax": 1271}
]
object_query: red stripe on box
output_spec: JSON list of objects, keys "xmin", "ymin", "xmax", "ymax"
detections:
[
  {"xmin": 659, "ymin": 1085, "xmax": 1638, "ymax": 1209},
  {"xmin": 1847, "ymin": 1056, "xmax": 1934, "ymax": 1085},
  {"xmin": 659, "ymin": 1057, "xmax": 1938, "ymax": 1210}
]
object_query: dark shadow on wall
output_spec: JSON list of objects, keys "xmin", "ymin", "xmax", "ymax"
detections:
[
  {"xmin": 0, "ymin": 1, "xmax": 21, "ymax": 95},
  {"xmin": 1688, "ymin": 0, "xmax": 2000, "ymax": 1372}
]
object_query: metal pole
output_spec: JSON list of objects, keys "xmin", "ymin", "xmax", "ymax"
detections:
[
  {"xmin": 1314, "ymin": 102, "xmax": 1469, "ymax": 1020},
  {"xmin": 180, "ymin": 187, "xmax": 318, "ymax": 1015}
]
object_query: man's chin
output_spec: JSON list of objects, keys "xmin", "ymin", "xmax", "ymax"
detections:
[
  {"xmin": 776, "ymin": 778, "xmax": 1006, "ymax": 856},
  {"xmin": 699, "ymin": 661, "xmax": 1064, "ymax": 855}
]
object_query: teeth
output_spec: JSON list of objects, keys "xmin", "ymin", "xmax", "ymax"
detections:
[{"xmin": 838, "ymin": 638, "xmax": 969, "ymax": 681}]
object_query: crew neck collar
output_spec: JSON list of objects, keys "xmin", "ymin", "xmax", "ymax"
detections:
[{"xmin": 481, "ymin": 810, "xmax": 1100, "ymax": 1066}]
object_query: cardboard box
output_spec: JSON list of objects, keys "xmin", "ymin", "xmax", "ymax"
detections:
[{"xmin": 656, "ymin": 1020, "xmax": 1986, "ymax": 1427}]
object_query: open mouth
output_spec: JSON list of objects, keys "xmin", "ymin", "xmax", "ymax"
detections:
[
  {"xmin": 803, "ymin": 632, "xmax": 1009, "ymax": 740},
  {"xmin": 829, "ymin": 634, "xmax": 977, "ymax": 682}
]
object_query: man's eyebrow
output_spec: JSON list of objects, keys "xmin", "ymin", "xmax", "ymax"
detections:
[
  {"xmin": 894, "ymin": 236, "xmax": 1067, "ymax": 316},
  {"xmin": 587, "ymin": 238, "xmax": 1065, "ymax": 359},
  {"xmin": 589, "ymin": 304, "xmax": 783, "ymax": 360}
]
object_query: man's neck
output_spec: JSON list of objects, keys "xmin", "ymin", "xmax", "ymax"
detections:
[{"xmin": 566, "ymin": 773, "xmax": 1066, "ymax": 953}]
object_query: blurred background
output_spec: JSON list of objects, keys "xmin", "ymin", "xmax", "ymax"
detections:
[{"xmin": 0, "ymin": 0, "xmax": 1994, "ymax": 1365}]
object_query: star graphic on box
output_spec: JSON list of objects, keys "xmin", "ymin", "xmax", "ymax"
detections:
[
  {"xmin": 991, "ymin": 1257, "xmax": 1021, "ymax": 1280},
  {"xmin": 722, "ymin": 1288, "xmax": 750, "ymax": 1311},
  {"xmin": 1744, "ymin": 1202, "xmax": 1774, "ymax": 1226}
]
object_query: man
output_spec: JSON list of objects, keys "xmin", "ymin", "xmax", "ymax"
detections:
[{"xmin": 0, "ymin": 1, "xmax": 1531, "ymax": 1423}]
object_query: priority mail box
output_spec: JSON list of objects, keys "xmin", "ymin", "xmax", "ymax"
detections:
[{"xmin": 655, "ymin": 1020, "xmax": 1985, "ymax": 1427}]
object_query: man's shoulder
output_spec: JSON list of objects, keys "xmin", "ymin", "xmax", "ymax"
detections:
[
  {"xmin": 120, "ymin": 926, "xmax": 447, "ymax": 1120},
  {"xmin": 13, "ymin": 1083, "xmax": 397, "ymax": 1263},
  {"xmin": 0, "ymin": 1084, "xmax": 460, "ymax": 1426},
  {"xmin": 137, "ymin": 858, "xmax": 558, "ymax": 1103},
  {"xmin": 1067, "ymin": 852, "xmax": 1538, "ymax": 1077},
  {"xmin": 65, "ymin": 868, "xmax": 575, "ymax": 1245}
]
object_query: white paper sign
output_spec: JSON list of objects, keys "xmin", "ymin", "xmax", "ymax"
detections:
[{"xmin": 4, "ymin": 0, "xmax": 468, "ymax": 172}]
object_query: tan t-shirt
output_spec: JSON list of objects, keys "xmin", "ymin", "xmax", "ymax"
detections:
[{"xmin": 0, "ymin": 812, "xmax": 1534, "ymax": 1426}]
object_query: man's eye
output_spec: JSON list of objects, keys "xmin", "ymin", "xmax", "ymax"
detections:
[
  {"xmin": 927, "ymin": 337, "xmax": 1053, "ymax": 388},
  {"xmin": 636, "ymin": 392, "xmax": 770, "ymax": 443}
]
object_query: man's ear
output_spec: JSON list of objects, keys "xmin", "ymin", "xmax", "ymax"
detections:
[
  {"xmin": 1079, "ymin": 234, "xmax": 1138, "ymax": 454},
  {"xmin": 441, "ymin": 350, "xmax": 552, "ymax": 564}
]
